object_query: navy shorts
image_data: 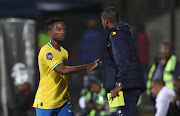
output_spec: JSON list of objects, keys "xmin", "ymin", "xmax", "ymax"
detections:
[{"xmin": 35, "ymin": 102, "xmax": 72, "ymax": 116}]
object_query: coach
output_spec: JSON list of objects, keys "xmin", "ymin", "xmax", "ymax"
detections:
[{"xmin": 99, "ymin": 7, "xmax": 146, "ymax": 116}]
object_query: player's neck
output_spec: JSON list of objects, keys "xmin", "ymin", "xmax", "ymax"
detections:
[
  {"xmin": 50, "ymin": 40, "xmax": 62, "ymax": 51},
  {"xmin": 109, "ymin": 22, "xmax": 118, "ymax": 29}
]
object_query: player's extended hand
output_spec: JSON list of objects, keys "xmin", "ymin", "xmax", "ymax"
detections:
[
  {"xmin": 110, "ymin": 86, "xmax": 122, "ymax": 100},
  {"xmin": 86, "ymin": 59, "xmax": 100, "ymax": 71}
]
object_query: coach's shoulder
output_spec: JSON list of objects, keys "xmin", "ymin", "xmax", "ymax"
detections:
[
  {"xmin": 110, "ymin": 30, "xmax": 122, "ymax": 40},
  {"xmin": 110, "ymin": 27, "xmax": 122, "ymax": 35}
]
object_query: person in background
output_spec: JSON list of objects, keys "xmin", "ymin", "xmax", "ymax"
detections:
[
  {"xmin": 11, "ymin": 63, "xmax": 35, "ymax": 116},
  {"xmin": 75, "ymin": 76, "xmax": 116, "ymax": 116},
  {"xmin": 14, "ymin": 82, "xmax": 35, "ymax": 116},
  {"xmin": 167, "ymin": 78, "xmax": 180, "ymax": 116},
  {"xmin": 147, "ymin": 42, "xmax": 180, "ymax": 95},
  {"xmin": 80, "ymin": 19, "xmax": 101, "ymax": 64},
  {"xmin": 151, "ymin": 79, "xmax": 175, "ymax": 116},
  {"xmin": 137, "ymin": 31, "xmax": 150, "ymax": 75},
  {"xmin": 74, "ymin": 77, "xmax": 102, "ymax": 116}
]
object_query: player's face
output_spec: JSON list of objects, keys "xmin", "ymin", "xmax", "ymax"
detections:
[{"xmin": 50, "ymin": 22, "xmax": 66, "ymax": 42}]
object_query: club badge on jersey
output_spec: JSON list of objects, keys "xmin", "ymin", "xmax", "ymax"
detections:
[
  {"xmin": 46, "ymin": 52, "xmax": 54, "ymax": 60},
  {"xmin": 112, "ymin": 32, "xmax": 116, "ymax": 35}
]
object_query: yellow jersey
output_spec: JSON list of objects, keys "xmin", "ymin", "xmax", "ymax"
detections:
[{"xmin": 33, "ymin": 42, "xmax": 71, "ymax": 109}]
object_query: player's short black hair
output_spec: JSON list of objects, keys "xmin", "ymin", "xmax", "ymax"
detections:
[
  {"xmin": 46, "ymin": 17, "xmax": 63, "ymax": 31},
  {"xmin": 102, "ymin": 7, "xmax": 120, "ymax": 23},
  {"xmin": 152, "ymin": 79, "xmax": 165, "ymax": 86}
]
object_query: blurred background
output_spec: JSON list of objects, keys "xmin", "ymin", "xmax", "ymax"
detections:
[{"xmin": 0, "ymin": 0, "xmax": 180, "ymax": 116}]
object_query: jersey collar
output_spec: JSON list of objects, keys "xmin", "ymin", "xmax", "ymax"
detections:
[{"xmin": 48, "ymin": 42, "xmax": 62, "ymax": 53}]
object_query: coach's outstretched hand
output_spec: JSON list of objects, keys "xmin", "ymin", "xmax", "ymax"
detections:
[{"xmin": 86, "ymin": 59, "xmax": 100, "ymax": 71}]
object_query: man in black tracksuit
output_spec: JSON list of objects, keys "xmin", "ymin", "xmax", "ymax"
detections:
[{"xmin": 99, "ymin": 7, "xmax": 146, "ymax": 116}]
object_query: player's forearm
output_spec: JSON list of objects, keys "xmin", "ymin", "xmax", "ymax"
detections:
[
  {"xmin": 54, "ymin": 64, "xmax": 88, "ymax": 75},
  {"xmin": 54, "ymin": 59, "xmax": 98, "ymax": 75},
  {"xmin": 61, "ymin": 65, "xmax": 88, "ymax": 75}
]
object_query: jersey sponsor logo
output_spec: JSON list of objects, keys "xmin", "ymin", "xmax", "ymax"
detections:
[{"xmin": 46, "ymin": 52, "xmax": 54, "ymax": 60}]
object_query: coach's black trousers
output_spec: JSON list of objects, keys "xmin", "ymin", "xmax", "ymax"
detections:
[{"xmin": 116, "ymin": 90, "xmax": 141, "ymax": 116}]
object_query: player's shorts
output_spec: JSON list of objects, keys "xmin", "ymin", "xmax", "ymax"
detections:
[{"xmin": 35, "ymin": 102, "xmax": 72, "ymax": 116}]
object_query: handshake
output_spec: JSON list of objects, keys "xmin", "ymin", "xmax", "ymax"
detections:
[{"xmin": 86, "ymin": 59, "xmax": 100, "ymax": 71}]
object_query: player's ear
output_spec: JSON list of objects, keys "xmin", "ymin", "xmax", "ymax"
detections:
[
  {"xmin": 48, "ymin": 30, "xmax": 52, "ymax": 36},
  {"xmin": 105, "ymin": 18, "xmax": 108, "ymax": 24}
]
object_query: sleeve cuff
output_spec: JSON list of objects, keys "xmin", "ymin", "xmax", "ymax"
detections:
[
  {"xmin": 116, "ymin": 77, "xmax": 124, "ymax": 86},
  {"xmin": 52, "ymin": 62, "xmax": 62, "ymax": 70},
  {"xmin": 98, "ymin": 60, "xmax": 102, "ymax": 67}
]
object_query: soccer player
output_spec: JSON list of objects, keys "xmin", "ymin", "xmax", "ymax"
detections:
[{"xmin": 33, "ymin": 17, "xmax": 99, "ymax": 116}]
